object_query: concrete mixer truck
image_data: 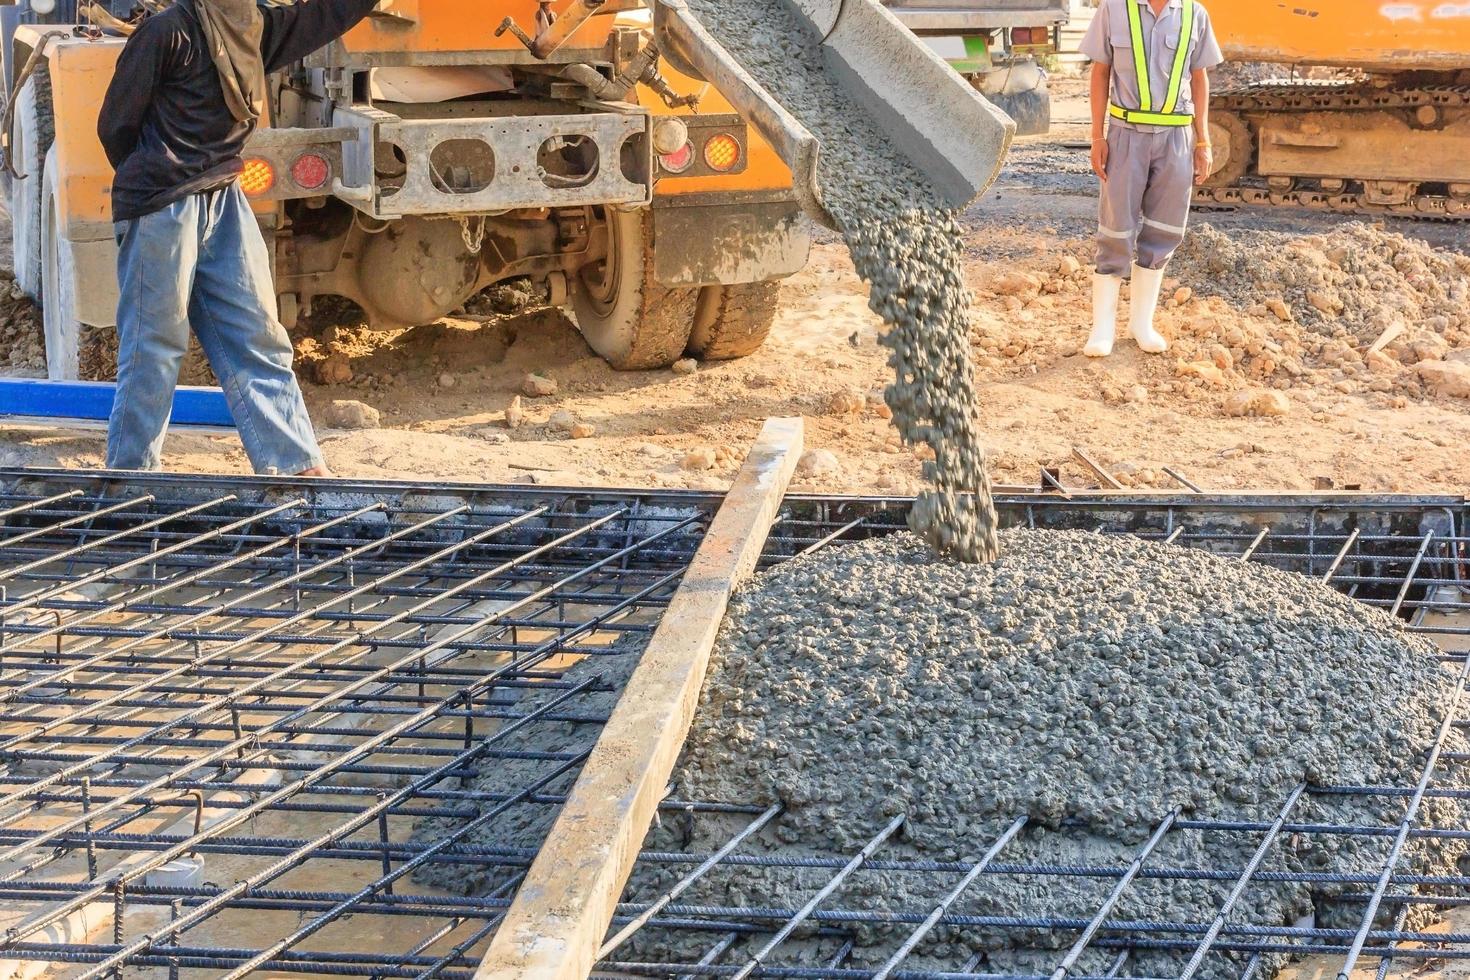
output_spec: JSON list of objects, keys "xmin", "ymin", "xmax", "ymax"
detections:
[
  {"xmin": 1, "ymin": 0, "xmax": 1013, "ymax": 380},
  {"xmin": 885, "ymin": 0, "xmax": 1070, "ymax": 135}
]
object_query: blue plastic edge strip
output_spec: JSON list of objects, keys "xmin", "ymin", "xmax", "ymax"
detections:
[{"xmin": 0, "ymin": 379, "xmax": 235, "ymax": 427}]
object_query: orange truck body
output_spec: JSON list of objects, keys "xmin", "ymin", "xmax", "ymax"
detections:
[
  {"xmin": 35, "ymin": 36, "xmax": 115, "ymax": 238},
  {"xmin": 1208, "ymin": 0, "xmax": 1470, "ymax": 73},
  {"xmin": 1196, "ymin": 0, "xmax": 1470, "ymax": 218},
  {"xmin": 36, "ymin": 4, "xmax": 792, "ymax": 237},
  {"xmin": 329, "ymin": 0, "xmax": 795, "ymax": 198},
  {"xmin": 340, "ymin": 0, "xmax": 611, "ymax": 56}
]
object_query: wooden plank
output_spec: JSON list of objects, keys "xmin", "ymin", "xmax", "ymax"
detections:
[
  {"xmin": 475, "ymin": 416, "xmax": 805, "ymax": 980},
  {"xmin": 1071, "ymin": 446, "xmax": 1124, "ymax": 490}
]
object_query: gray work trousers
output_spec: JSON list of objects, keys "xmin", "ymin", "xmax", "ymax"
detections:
[{"xmin": 1095, "ymin": 125, "xmax": 1194, "ymax": 277}]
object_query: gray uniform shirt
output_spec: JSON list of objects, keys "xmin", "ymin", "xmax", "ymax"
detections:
[{"xmin": 1080, "ymin": 0, "xmax": 1224, "ymax": 134}]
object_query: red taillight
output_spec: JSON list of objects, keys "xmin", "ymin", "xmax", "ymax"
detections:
[
  {"xmin": 660, "ymin": 142, "xmax": 694, "ymax": 174},
  {"xmin": 240, "ymin": 158, "xmax": 275, "ymax": 197},
  {"xmin": 703, "ymin": 133, "xmax": 741, "ymax": 172},
  {"xmin": 290, "ymin": 152, "xmax": 330, "ymax": 190}
]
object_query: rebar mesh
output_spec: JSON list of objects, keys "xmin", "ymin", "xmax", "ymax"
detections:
[
  {"xmin": 0, "ymin": 471, "xmax": 710, "ymax": 979},
  {"xmin": 0, "ymin": 472, "xmax": 1465, "ymax": 980}
]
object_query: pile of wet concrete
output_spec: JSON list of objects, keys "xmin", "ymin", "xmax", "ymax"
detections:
[
  {"xmin": 683, "ymin": 0, "xmax": 998, "ymax": 562},
  {"xmin": 623, "ymin": 530, "xmax": 1465, "ymax": 975}
]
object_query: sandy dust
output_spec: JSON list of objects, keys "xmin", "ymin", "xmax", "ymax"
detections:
[{"xmin": 0, "ymin": 81, "xmax": 1464, "ymax": 494}]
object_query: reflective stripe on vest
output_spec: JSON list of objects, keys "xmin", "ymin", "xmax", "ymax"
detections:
[
  {"xmin": 1108, "ymin": 104, "xmax": 1194, "ymax": 127},
  {"xmin": 1162, "ymin": 0, "xmax": 1195, "ymax": 113},
  {"xmin": 1115, "ymin": 0, "xmax": 1195, "ymax": 127}
]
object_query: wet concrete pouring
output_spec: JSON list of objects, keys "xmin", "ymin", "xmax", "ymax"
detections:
[{"xmin": 683, "ymin": 0, "xmax": 1000, "ymax": 563}]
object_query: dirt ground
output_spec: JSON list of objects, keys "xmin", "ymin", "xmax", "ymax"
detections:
[{"xmin": 1, "ymin": 76, "xmax": 1468, "ymax": 494}]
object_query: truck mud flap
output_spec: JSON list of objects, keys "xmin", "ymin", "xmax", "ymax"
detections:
[{"xmin": 651, "ymin": 198, "xmax": 811, "ymax": 287}]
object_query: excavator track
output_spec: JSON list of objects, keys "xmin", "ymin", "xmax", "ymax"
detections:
[{"xmin": 1194, "ymin": 81, "xmax": 1470, "ymax": 221}]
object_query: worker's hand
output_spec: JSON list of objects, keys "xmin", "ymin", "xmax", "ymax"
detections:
[
  {"xmin": 1090, "ymin": 138, "xmax": 1109, "ymax": 182},
  {"xmin": 1193, "ymin": 142, "xmax": 1213, "ymax": 186}
]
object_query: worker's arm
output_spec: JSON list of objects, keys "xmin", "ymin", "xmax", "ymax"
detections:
[
  {"xmin": 1076, "ymin": 2, "xmax": 1113, "ymax": 182},
  {"xmin": 97, "ymin": 14, "xmax": 175, "ymax": 170},
  {"xmin": 1090, "ymin": 62, "xmax": 1111, "ymax": 181},
  {"xmin": 1190, "ymin": 68, "xmax": 1211, "ymax": 186},
  {"xmin": 1189, "ymin": 7, "xmax": 1225, "ymax": 186},
  {"xmin": 259, "ymin": 0, "xmax": 380, "ymax": 73}
]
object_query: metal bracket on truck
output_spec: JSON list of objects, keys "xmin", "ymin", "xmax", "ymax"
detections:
[{"xmin": 331, "ymin": 104, "xmax": 653, "ymax": 219}]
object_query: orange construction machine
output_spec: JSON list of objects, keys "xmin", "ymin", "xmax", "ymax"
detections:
[
  {"xmin": 1200, "ymin": 0, "xmax": 1470, "ymax": 218},
  {"xmin": 4, "ymin": 0, "xmax": 1013, "ymax": 379}
]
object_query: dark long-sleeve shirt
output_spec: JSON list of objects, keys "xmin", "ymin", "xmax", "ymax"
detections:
[{"xmin": 99, "ymin": 0, "xmax": 378, "ymax": 222}]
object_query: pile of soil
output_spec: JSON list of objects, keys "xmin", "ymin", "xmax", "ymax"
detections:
[
  {"xmin": 627, "ymin": 530, "xmax": 1465, "ymax": 975},
  {"xmin": 1210, "ymin": 62, "xmax": 1361, "ymax": 89},
  {"xmin": 1173, "ymin": 223, "xmax": 1470, "ymax": 349},
  {"xmin": 78, "ymin": 325, "xmax": 217, "ymax": 385},
  {"xmin": 0, "ymin": 272, "xmax": 44, "ymax": 374},
  {"xmin": 1209, "ymin": 62, "xmax": 1285, "ymax": 88},
  {"xmin": 969, "ymin": 222, "xmax": 1470, "ymax": 427}
]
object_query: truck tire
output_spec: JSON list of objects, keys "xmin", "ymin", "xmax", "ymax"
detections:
[
  {"xmin": 984, "ymin": 86, "xmax": 1051, "ymax": 138},
  {"xmin": 570, "ymin": 208, "xmax": 698, "ymax": 370},
  {"xmin": 40, "ymin": 145, "xmax": 80, "ymax": 379},
  {"xmin": 687, "ymin": 280, "xmax": 781, "ymax": 361},
  {"xmin": 10, "ymin": 65, "xmax": 54, "ymax": 301}
]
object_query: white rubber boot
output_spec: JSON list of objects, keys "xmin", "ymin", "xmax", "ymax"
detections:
[
  {"xmin": 1129, "ymin": 263, "xmax": 1169, "ymax": 354},
  {"xmin": 1086, "ymin": 273, "xmax": 1122, "ymax": 358}
]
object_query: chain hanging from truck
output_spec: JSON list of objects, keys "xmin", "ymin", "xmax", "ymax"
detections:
[{"xmin": 457, "ymin": 216, "xmax": 486, "ymax": 255}]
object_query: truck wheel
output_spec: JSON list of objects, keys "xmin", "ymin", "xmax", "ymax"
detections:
[
  {"xmin": 687, "ymin": 280, "xmax": 781, "ymax": 361},
  {"xmin": 39, "ymin": 147, "xmax": 80, "ymax": 382},
  {"xmin": 570, "ymin": 208, "xmax": 698, "ymax": 370},
  {"xmin": 40, "ymin": 145, "xmax": 81, "ymax": 380},
  {"xmin": 10, "ymin": 66, "xmax": 54, "ymax": 301}
]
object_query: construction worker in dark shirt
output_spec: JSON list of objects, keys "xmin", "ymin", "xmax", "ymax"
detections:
[{"xmin": 98, "ymin": 0, "xmax": 377, "ymax": 474}]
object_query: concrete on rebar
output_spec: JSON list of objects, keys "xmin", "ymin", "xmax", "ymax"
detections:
[{"xmin": 626, "ymin": 530, "xmax": 1466, "ymax": 975}]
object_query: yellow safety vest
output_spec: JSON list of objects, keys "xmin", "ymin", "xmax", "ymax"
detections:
[{"xmin": 1109, "ymin": 0, "xmax": 1196, "ymax": 127}]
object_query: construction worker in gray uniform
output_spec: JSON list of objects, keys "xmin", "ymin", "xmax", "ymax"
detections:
[{"xmin": 1079, "ymin": 0, "xmax": 1223, "ymax": 357}]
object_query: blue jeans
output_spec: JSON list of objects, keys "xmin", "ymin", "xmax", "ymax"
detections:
[{"xmin": 106, "ymin": 183, "xmax": 324, "ymax": 474}]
